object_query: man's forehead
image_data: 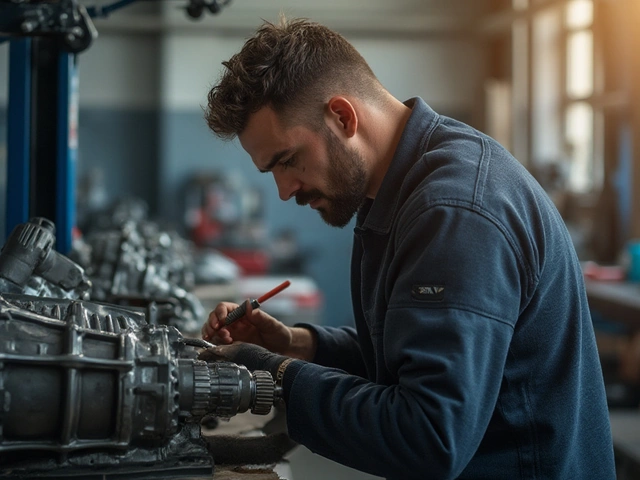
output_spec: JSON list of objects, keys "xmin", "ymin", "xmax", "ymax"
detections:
[
  {"xmin": 239, "ymin": 107, "xmax": 307, "ymax": 169},
  {"xmin": 239, "ymin": 108, "xmax": 285, "ymax": 157}
]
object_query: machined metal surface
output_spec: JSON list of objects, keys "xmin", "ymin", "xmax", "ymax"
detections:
[
  {"xmin": 0, "ymin": 217, "xmax": 92, "ymax": 300},
  {"xmin": 0, "ymin": 293, "xmax": 277, "ymax": 478}
]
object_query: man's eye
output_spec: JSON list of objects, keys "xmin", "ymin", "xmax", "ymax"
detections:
[{"xmin": 282, "ymin": 156, "xmax": 297, "ymax": 169}]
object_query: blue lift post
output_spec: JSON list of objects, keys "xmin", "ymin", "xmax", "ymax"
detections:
[
  {"xmin": 6, "ymin": 39, "xmax": 32, "ymax": 240},
  {"xmin": 5, "ymin": 40, "xmax": 78, "ymax": 254},
  {"xmin": 56, "ymin": 52, "xmax": 79, "ymax": 254}
]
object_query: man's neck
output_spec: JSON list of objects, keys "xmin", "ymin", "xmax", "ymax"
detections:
[{"xmin": 361, "ymin": 96, "xmax": 412, "ymax": 199}]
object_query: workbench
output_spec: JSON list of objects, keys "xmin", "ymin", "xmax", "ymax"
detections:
[
  {"xmin": 585, "ymin": 279, "xmax": 640, "ymax": 329},
  {"xmin": 610, "ymin": 410, "xmax": 640, "ymax": 480}
]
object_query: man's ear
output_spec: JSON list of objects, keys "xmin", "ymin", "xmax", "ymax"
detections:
[{"xmin": 325, "ymin": 96, "xmax": 358, "ymax": 138}]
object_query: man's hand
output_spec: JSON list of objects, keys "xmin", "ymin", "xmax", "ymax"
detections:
[
  {"xmin": 201, "ymin": 300, "xmax": 318, "ymax": 361},
  {"xmin": 198, "ymin": 342, "xmax": 289, "ymax": 378},
  {"xmin": 201, "ymin": 300, "xmax": 293, "ymax": 354}
]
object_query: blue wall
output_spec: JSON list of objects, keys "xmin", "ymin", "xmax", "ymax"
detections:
[{"xmin": 77, "ymin": 108, "xmax": 160, "ymax": 215}]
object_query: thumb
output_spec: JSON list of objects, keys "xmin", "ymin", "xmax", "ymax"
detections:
[{"xmin": 243, "ymin": 300, "xmax": 279, "ymax": 330}]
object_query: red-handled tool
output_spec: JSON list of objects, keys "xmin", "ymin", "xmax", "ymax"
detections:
[{"xmin": 223, "ymin": 280, "xmax": 291, "ymax": 326}]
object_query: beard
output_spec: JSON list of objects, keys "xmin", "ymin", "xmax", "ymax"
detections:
[{"xmin": 295, "ymin": 128, "xmax": 368, "ymax": 228}]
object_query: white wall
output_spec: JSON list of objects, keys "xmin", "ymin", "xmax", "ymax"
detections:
[
  {"xmin": 160, "ymin": 34, "xmax": 244, "ymax": 111},
  {"xmin": 159, "ymin": 32, "xmax": 486, "ymax": 113},
  {"xmin": 78, "ymin": 33, "xmax": 161, "ymax": 109},
  {"xmin": 354, "ymin": 37, "xmax": 485, "ymax": 111},
  {"xmin": 0, "ymin": 34, "xmax": 159, "ymax": 109}
]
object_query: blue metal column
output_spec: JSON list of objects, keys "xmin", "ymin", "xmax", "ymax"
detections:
[
  {"xmin": 6, "ymin": 39, "xmax": 32, "ymax": 239},
  {"xmin": 55, "ymin": 52, "xmax": 78, "ymax": 254}
]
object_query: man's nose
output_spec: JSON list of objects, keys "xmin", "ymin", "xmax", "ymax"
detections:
[{"xmin": 273, "ymin": 171, "xmax": 301, "ymax": 201}]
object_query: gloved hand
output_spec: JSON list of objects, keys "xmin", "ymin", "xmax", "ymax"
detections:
[{"xmin": 198, "ymin": 342, "xmax": 290, "ymax": 379}]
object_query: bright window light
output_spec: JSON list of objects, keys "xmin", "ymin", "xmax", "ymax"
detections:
[
  {"xmin": 567, "ymin": 30, "xmax": 593, "ymax": 98},
  {"xmin": 565, "ymin": 102, "xmax": 594, "ymax": 192},
  {"xmin": 566, "ymin": 0, "xmax": 593, "ymax": 29},
  {"xmin": 513, "ymin": 0, "xmax": 528, "ymax": 11}
]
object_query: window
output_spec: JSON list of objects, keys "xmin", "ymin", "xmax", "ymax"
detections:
[{"xmin": 564, "ymin": 0, "xmax": 600, "ymax": 193}]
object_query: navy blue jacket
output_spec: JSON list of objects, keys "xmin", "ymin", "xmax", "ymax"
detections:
[{"xmin": 282, "ymin": 98, "xmax": 615, "ymax": 479}]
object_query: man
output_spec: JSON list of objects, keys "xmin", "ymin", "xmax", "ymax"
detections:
[{"xmin": 200, "ymin": 18, "xmax": 616, "ymax": 480}]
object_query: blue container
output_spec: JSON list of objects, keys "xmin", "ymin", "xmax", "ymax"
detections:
[{"xmin": 628, "ymin": 241, "xmax": 640, "ymax": 282}]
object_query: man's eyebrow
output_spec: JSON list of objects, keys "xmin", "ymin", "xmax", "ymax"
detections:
[{"xmin": 258, "ymin": 149, "xmax": 292, "ymax": 173}]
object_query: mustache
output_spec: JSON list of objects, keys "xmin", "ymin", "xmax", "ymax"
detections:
[{"xmin": 295, "ymin": 190, "xmax": 324, "ymax": 206}]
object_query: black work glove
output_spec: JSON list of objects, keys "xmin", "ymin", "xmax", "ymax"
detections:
[{"xmin": 198, "ymin": 343, "xmax": 289, "ymax": 379}]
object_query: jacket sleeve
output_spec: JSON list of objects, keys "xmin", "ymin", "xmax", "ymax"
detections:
[
  {"xmin": 281, "ymin": 206, "xmax": 527, "ymax": 480},
  {"xmin": 295, "ymin": 323, "xmax": 369, "ymax": 379}
]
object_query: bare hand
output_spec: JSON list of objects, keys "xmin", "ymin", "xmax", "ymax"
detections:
[{"xmin": 201, "ymin": 300, "xmax": 292, "ymax": 354}]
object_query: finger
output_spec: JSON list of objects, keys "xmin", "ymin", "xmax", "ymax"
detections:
[
  {"xmin": 203, "ymin": 311, "xmax": 220, "ymax": 338},
  {"xmin": 213, "ymin": 313, "xmax": 229, "ymax": 331},
  {"xmin": 213, "ymin": 302, "xmax": 241, "ymax": 328},
  {"xmin": 204, "ymin": 329, "xmax": 221, "ymax": 343},
  {"xmin": 216, "ymin": 329, "xmax": 233, "ymax": 344},
  {"xmin": 202, "ymin": 320, "xmax": 215, "ymax": 341}
]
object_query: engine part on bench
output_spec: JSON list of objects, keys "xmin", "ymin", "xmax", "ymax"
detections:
[
  {"xmin": 83, "ymin": 196, "xmax": 150, "ymax": 233},
  {"xmin": 0, "ymin": 217, "xmax": 92, "ymax": 300},
  {"xmin": 77, "ymin": 197, "xmax": 196, "ymax": 290},
  {"xmin": 71, "ymin": 220, "xmax": 204, "ymax": 333},
  {"xmin": 0, "ymin": 293, "xmax": 277, "ymax": 478}
]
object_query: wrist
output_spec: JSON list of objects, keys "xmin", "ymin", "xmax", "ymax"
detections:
[
  {"xmin": 284, "ymin": 327, "xmax": 317, "ymax": 361},
  {"xmin": 274, "ymin": 357, "xmax": 295, "ymax": 386}
]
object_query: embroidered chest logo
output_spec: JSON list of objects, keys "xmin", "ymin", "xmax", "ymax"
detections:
[{"xmin": 412, "ymin": 285, "xmax": 445, "ymax": 302}]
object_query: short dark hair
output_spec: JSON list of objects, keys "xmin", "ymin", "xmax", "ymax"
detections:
[{"xmin": 204, "ymin": 17, "xmax": 385, "ymax": 139}]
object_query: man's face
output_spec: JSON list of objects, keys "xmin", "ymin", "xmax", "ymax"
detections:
[{"xmin": 239, "ymin": 107, "xmax": 368, "ymax": 228}]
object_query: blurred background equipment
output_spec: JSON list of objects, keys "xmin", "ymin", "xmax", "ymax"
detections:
[
  {"xmin": 192, "ymin": 247, "xmax": 241, "ymax": 285},
  {"xmin": 70, "ymin": 198, "xmax": 207, "ymax": 333},
  {"xmin": 184, "ymin": 172, "xmax": 269, "ymax": 275},
  {"xmin": 268, "ymin": 228, "xmax": 314, "ymax": 276}
]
